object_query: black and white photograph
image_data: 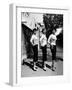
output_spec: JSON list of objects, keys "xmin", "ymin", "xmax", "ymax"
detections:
[{"xmin": 21, "ymin": 12, "xmax": 63, "ymax": 77}]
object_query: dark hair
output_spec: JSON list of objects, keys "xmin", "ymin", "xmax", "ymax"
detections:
[
  {"xmin": 42, "ymin": 28, "xmax": 46, "ymax": 34},
  {"xmin": 33, "ymin": 28, "xmax": 37, "ymax": 33}
]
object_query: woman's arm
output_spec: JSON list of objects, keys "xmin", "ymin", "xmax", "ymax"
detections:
[
  {"xmin": 30, "ymin": 35, "xmax": 34, "ymax": 45},
  {"xmin": 48, "ymin": 35, "xmax": 51, "ymax": 45}
]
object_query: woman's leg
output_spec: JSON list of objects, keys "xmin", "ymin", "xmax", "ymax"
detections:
[
  {"xmin": 51, "ymin": 45, "xmax": 56, "ymax": 70},
  {"xmin": 33, "ymin": 45, "xmax": 38, "ymax": 71},
  {"xmin": 42, "ymin": 45, "xmax": 47, "ymax": 71}
]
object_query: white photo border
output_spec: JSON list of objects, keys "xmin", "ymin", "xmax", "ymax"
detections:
[{"xmin": 12, "ymin": 4, "xmax": 70, "ymax": 86}]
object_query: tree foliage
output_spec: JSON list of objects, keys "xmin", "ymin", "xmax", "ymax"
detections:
[{"xmin": 43, "ymin": 14, "xmax": 63, "ymax": 38}]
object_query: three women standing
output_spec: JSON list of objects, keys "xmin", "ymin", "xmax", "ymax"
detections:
[{"xmin": 30, "ymin": 28, "xmax": 57, "ymax": 71}]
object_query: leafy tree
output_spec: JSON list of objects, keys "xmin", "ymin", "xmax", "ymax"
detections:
[{"xmin": 43, "ymin": 14, "xmax": 63, "ymax": 39}]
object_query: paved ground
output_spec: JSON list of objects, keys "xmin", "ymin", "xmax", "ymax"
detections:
[{"xmin": 21, "ymin": 46, "xmax": 63, "ymax": 77}]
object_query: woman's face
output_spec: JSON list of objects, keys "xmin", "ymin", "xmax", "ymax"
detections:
[
  {"xmin": 53, "ymin": 30, "xmax": 55, "ymax": 34},
  {"xmin": 34, "ymin": 31, "xmax": 36, "ymax": 34}
]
